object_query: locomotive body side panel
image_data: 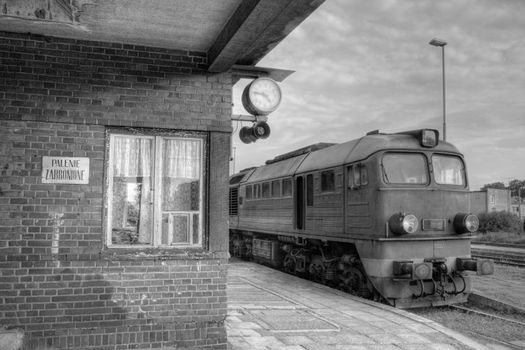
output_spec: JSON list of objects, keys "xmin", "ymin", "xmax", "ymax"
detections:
[{"xmin": 238, "ymin": 182, "xmax": 294, "ymax": 234}]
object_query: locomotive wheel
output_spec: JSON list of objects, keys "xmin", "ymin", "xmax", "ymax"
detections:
[
  {"xmin": 308, "ymin": 262, "xmax": 325, "ymax": 284},
  {"xmin": 232, "ymin": 241, "xmax": 242, "ymax": 258},
  {"xmin": 283, "ymin": 254, "xmax": 296, "ymax": 274},
  {"xmin": 339, "ymin": 266, "xmax": 374, "ymax": 299}
]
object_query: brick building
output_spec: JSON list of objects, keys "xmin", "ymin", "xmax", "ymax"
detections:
[
  {"xmin": 0, "ymin": 1, "xmax": 323, "ymax": 349},
  {"xmin": 470, "ymin": 188, "xmax": 512, "ymax": 214}
]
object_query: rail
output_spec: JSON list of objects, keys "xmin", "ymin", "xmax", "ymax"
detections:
[{"xmin": 471, "ymin": 243, "xmax": 525, "ymax": 267}]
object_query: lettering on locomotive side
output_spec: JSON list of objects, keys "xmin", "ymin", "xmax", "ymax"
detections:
[{"xmin": 42, "ymin": 156, "xmax": 90, "ymax": 184}]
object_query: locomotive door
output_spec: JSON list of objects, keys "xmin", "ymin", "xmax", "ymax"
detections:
[{"xmin": 295, "ymin": 176, "xmax": 305, "ymax": 230}]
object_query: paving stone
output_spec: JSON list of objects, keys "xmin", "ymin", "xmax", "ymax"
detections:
[
  {"xmin": 279, "ymin": 335, "xmax": 315, "ymax": 346},
  {"xmin": 367, "ymin": 332, "xmax": 406, "ymax": 344},
  {"xmin": 394, "ymin": 332, "xmax": 433, "ymax": 344}
]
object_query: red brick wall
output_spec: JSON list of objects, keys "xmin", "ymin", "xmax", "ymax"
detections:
[{"xmin": 0, "ymin": 31, "xmax": 230, "ymax": 349}]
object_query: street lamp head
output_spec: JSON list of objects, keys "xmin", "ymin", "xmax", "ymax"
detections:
[{"xmin": 429, "ymin": 38, "xmax": 447, "ymax": 47}]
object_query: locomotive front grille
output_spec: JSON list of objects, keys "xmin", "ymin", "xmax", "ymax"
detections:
[{"xmin": 229, "ymin": 187, "xmax": 239, "ymax": 216}]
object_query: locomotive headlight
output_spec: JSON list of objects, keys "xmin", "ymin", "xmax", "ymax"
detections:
[
  {"xmin": 453, "ymin": 213, "xmax": 479, "ymax": 234},
  {"xmin": 421, "ymin": 129, "xmax": 439, "ymax": 147},
  {"xmin": 389, "ymin": 213, "xmax": 419, "ymax": 235}
]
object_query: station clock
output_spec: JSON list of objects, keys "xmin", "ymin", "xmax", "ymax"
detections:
[{"xmin": 241, "ymin": 77, "xmax": 282, "ymax": 116}]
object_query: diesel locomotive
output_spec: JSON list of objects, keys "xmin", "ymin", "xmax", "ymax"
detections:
[{"xmin": 228, "ymin": 129, "xmax": 494, "ymax": 308}]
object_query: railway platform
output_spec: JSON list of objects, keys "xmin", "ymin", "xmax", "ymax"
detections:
[{"xmin": 227, "ymin": 259, "xmax": 489, "ymax": 350}]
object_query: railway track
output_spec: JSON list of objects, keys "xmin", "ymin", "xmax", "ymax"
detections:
[
  {"xmin": 450, "ymin": 303, "xmax": 525, "ymax": 349},
  {"xmin": 471, "ymin": 242, "xmax": 525, "ymax": 267},
  {"xmin": 411, "ymin": 299, "xmax": 525, "ymax": 350}
]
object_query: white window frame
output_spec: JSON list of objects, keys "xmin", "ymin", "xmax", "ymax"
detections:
[{"xmin": 105, "ymin": 132, "xmax": 205, "ymax": 248}]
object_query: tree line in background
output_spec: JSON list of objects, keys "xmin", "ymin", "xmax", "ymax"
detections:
[{"xmin": 481, "ymin": 179, "xmax": 525, "ymax": 198}]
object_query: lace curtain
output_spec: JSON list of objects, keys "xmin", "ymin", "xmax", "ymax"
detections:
[
  {"xmin": 111, "ymin": 137, "xmax": 152, "ymax": 244},
  {"xmin": 163, "ymin": 139, "xmax": 201, "ymax": 179}
]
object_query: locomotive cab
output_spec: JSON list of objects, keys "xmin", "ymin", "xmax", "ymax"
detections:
[{"xmin": 348, "ymin": 130, "xmax": 493, "ymax": 307}]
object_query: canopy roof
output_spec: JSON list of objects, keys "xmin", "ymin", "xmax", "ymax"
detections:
[{"xmin": 0, "ymin": 0, "xmax": 325, "ymax": 75}]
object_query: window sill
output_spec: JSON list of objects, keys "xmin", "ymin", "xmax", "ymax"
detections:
[{"xmin": 100, "ymin": 247, "xmax": 229, "ymax": 261}]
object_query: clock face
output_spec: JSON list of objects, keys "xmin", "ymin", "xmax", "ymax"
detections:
[{"xmin": 242, "ymin": 78, "xmax": 282, "ymax": 115}]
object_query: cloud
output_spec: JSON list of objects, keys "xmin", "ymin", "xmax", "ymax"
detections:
[{"xmin": 233, "ymin": 0, "xmax": 525, "ymax": 190}]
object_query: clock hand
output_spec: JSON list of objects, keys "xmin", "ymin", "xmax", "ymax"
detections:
[{"xmin": 253, "ymin": 91, "xmax": 270, "ymax": 101}]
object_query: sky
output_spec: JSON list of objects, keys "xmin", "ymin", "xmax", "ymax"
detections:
[{"xmin": 231, "ymin": 0, "xmax": 525, "ymax": 191}]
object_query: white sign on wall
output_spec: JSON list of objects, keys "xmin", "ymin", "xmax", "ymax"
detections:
[{"xmin": 42, "ymin": 156, "xmax": 90, "ymax": 184}]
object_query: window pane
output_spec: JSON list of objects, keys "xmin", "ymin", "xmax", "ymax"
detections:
[
  {"xmin": 432, "ymin": 155, "xmax": 465, "ymax": 186},
  {"xmin": 282, "ymin": 179, "xmax": 292, "ymax": 196},
  {"xmin": 306, "ymin": 174, "xmax": 314, "ymax": 206},
  {"xmin": 245, "ymin": 185, "xmax": 252, "ymax": 200},
  {"xmin": 161, "ymin": 213, "xmax": 190, "ymax": 245},
  {"xmin": 321, "ymin": 171, "xmax": 335, "ymax": 192},
  {"xmin": 271, "ymin": 180, "xmax": 281, "ymax": 197},
  {"xmin": 360, "ymin": 166, "xmax": 368, "ymax": 186},
  {"xmin": 262, "ymin": 182, "xmax": 271, "ymax": 198},
  {"xmin": 347, "ymin": 166, "xmax": 354, "ymax": 187},
  {"xmin": 161, "ymin": 138, "xmax": 202, "ymax": 245},
  {"xmin": 382, "ymin": 153, "xmax": 428, "ymax": 184},
  {"xmin": 162, "ymin": 139, "xmax": 201, "ymax": 211},
  {"xmin": 353, "ymin": 166, "xmax": 361, "ymax": 186},
  {"xmin": 110, "ymin": 136, "xmax": 153, "ymax": 245}
]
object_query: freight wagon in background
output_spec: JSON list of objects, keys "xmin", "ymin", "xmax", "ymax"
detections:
[{"xmin": 229, "ymin": 129, "xmax": 494, "ymax": 308}]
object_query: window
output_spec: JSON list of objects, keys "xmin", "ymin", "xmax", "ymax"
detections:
[
  {"xmin": 306, "ymin": 174, "xmax": 314, "ymax": 206},
  {"xmin": 382, "ymin": 153, "xmax": 428, "ymax": 184},
  {"xmin": 271, "ymin": 180, "xmax": 281, "ymax": 197},
  {"xmin": 348, "ymin": 164, "xmax": 369, "ymax": 188},
  {"xmin": 355, "ymin": 164, "xmax": 368, "ymax": 187},
  {"xmin": 106, "ymin": 132, "xmax": 204, "ymax": 247},
  {"xmin": 431, "ymin": 155, "xmax": 465, "ymax": 186},
  {"xmin": 262, "ymin": 182, "xmax": 271, "ymax": 198},
  {"xmin": 348, "ymin": 166, "xmax": 354, "ymax": 188},
  {"xmin": 321, "ymin": 171, "xmax": 335, "ymax": 192},
  {"xmin": 282, "ymin": 179, "xmax": 292, "ymax": 197},
  {"xmin": 245, "ymin": 185, "xmax": 252, "ymax": 200},
  {"xmin": 254, "ymin": 184, "xmax": 261, "ymax": 199}
]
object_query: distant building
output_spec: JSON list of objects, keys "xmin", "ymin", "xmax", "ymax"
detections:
[{"xmin": 470, "ymin": 188, "xmax": 512, "ymax": 214}]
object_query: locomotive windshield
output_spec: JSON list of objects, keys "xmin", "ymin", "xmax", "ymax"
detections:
[
  {"xmin": 431, "ymin": 154, "xmax": 466, "ymax": 186},
  {"xmin": 382, "ymin": 153, "xmax": 429, "ymax": 184},
  {"xmin": 382, "ymin": 152, "xmax": 466, "ymax": 186}
]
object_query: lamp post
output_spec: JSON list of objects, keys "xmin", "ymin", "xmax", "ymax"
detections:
[
  {"xmin": 518, "ymin": 187, "xmax": 525, "ymax": 221},
  {"xmin": 429, "ymin": 38, "xmax": 447, "ymax": 141}
]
